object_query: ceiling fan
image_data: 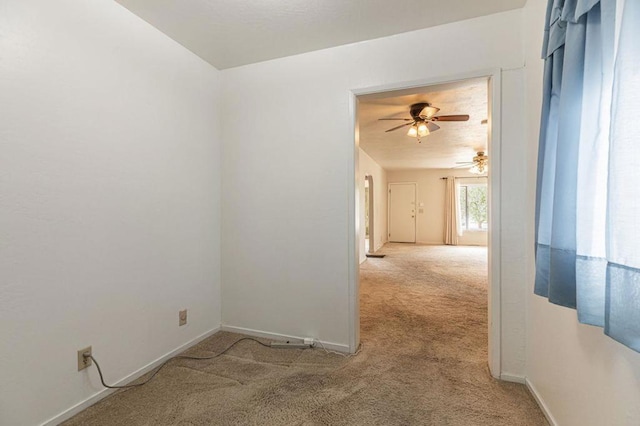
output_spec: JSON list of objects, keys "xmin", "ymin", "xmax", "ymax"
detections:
[
  {"xmin": 379, "ymin": 102, "xmax": 470, "ymax": 143},
  {"xmin": 454, "ymin": 151, "xmax": 488, "ymax": 175}
]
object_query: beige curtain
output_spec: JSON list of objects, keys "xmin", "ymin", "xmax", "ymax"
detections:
[{"xmin": 444, "ymin": 176, "xmax": 459, "ymax": 245}]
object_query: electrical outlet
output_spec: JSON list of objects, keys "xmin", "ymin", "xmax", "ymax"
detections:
[
  {"xmin": 179, "ymin": 309, "xmax": 187, "ymax": 326},
  {"xmin": 77, "ymin": 346, "xmax": 92, "ymax": 371}
]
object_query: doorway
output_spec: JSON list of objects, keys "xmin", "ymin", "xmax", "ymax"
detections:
[
  {"xmin": 364, "ymin": 175, "xmax": 374, "ymax": 254},
  {"xmin": 348, "ymin": 70, "xmax": 502, "ymax": 378}
]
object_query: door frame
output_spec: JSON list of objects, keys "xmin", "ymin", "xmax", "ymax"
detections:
[
  {"xmin": 387, "ymin": 182, "xmax": 417, "ymax": 243},
  {"xmin": 347, "ymin": 69, "xmax": 502, "ymax": 378},
  {"xmin": 365, "ymin": 175, "xmax": 375, "ymax": 253}
]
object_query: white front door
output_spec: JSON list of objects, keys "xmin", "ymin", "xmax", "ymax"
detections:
[{"xmin": 388, "ymin": 183, "xmax": 416, "ymax": 243}]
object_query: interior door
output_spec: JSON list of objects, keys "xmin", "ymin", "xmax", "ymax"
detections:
[{"xmin": 388, "ymin": 183, "xmax": 416, "ymax": 243}]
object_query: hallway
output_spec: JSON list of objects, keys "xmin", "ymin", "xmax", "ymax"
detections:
[{"xmin": 359, "ymin": 243, "xmax": 546, "ymax": 424}]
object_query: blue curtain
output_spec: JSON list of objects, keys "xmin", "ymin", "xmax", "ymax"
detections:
[{"xmin": 535, "ymin": 0, "xmax": 640, "ymax": 352}]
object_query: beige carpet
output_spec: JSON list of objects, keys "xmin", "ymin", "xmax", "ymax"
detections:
[{"xmin": 64, "ymin": 243, "xmax": 547, "ymax": 425}]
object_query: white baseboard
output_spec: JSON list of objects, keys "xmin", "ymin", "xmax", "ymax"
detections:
[
  {"xmin": 41, "ymin": 327, "xmax": 220, "ymax": 426},
  {"xmin": 526, "ymin": 378, "xmax": 558, "ymax": 426},
  {"xmin": 500, "ymin": 373, "xmax": 526, "ymax": 384},
  {"xmin": 220, "ymin": 325, "xmax": 350, "ymax": 353}
]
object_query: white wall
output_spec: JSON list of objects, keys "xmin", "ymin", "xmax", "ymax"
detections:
[
  {"xmin": 221, "ymin": 9, "xmax": 529, "ymax": 374},
  {"xmin": 0, "ymin": 1, "xmax": 221, "ymax": 425},
  {"xmin": 358, "ymin": 148, "xmax": 388, "ymax": 263},
  {"xmin": 499, "ymin": 67, "xmax": 529, "ymax": 378},
  {"xmin": 523, "ymin": 1, "xmax": 640, "ymax": 425},
  {"xmin": 386, "ymin": 169, "xmax": 488, "ymax": 246}
]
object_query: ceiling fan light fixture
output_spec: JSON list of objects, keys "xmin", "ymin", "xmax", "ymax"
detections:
[
  {"xmin": 417, "ymin": 122, "xmax": 429, "ymax": 137},
  {"xmin": 381, "ymin": 102, "xmax": 469, "ymax": 139},
  {"xmin": 469, "ymin": 163, "xmax": 488, "ymax": 175}
]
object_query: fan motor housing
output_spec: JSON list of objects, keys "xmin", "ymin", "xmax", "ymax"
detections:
[{"xmin": 409, "ymin": 102, "xmax": 431, "ymax": 119}]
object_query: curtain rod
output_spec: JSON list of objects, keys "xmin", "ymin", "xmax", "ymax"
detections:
[{"xmin": 440, "ymin": 176, "xmax": 488, "ymax": 180}]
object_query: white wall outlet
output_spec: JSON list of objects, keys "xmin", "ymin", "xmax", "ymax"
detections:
[
  {"xmin": 77, "ymin": 346, "xmax": 92, "ymax": 371},
  {"xmin": 179, "ymin": 309, "xmax": 187, "ymax": 326}
]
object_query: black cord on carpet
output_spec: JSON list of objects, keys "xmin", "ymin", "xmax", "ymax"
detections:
[{"xmin": 85, "ymin": 337, "xmax": 271, "ymax": 390}]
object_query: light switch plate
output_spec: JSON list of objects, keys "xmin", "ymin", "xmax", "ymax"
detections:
[{"xmin": 179, "ymin": 309, "xmax": 187, "ymax": 326}]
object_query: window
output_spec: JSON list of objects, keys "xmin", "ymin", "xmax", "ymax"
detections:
[{"xmin": 458, "ymin": 184, "xmax": 487, "ymax": 231}]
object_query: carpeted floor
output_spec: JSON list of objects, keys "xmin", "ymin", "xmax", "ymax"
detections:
[{"xmin": 64, "ymin": 243, "xmax": 547, "ymax": 425}]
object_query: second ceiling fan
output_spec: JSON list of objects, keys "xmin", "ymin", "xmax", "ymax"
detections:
[
  {"xmin": 379, "ymin": 102, "xmax": 470, "ymax": 142},
  {"xmin": 453, "ymin": 151, "xmax": 489, "ymax": 175}
]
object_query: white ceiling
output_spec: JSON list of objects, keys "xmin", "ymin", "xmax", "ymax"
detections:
[
  {"xmin": 114, "ymin": 0, "xmax": 526, "ymax": 69},
  {"xmin": 358, "ymin": 78, "xmax": 488, "ymax": 170}
]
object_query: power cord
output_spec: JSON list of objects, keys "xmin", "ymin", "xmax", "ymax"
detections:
[
  {"xmin": 83, "ymin": 337, "xmax": 270, "ymax": 389},
  {"xmin": 84, "ymin": 336, "xmax": 363, "ymax": 390},
  {"xmin": 313, "ymin": 338, "xmax": 363, "ymax": 357}
]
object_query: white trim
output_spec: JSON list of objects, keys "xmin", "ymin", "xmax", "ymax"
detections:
[
  {"xmin": 221, "ymin": 325, "xmax": 350, "ymax": 353},
  {"xmin": 487, "ymin": 69, "xmax": 502, "ymax": 379},
  {"xmin": 387, "ymin": 182, "xmax": 417, "ymax": 243},
  {"xmin": 348, "ymin": 68, "xmax": 503, "ymax": 373},
  {"xmin": 41, "ymin": 327, "xmax": 221, "ymax": 426},
  {"xmin": 500, "ymin": 373, "xmax": 526, "ymax": 384},
  {"xmin": 348, "ymin": 92, "xmax": 360, "ymax": 353},
  {"xmin": 526, "ymin": 378, "xmax": 559, "ymax": 426},
  {"xmin": 415, "ymin": 242, "xmax": 488, "ymax": 247}
]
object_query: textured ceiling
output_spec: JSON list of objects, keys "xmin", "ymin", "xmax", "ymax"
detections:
[
  {"xmin": 114, "ymin": 0, "xmax": 526, "ymax": 69},
  {"xmin": 358, "ymin": 78, "xmax": 488, "ymax": 170}
]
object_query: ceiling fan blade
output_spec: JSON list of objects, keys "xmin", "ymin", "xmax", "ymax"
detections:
[
  {"xmin": 452, "ymin": 164, "xmax": 473, "ymax": 169},
  {"xmin": 385, "ymin": 122, "xmax": 414, "ymax": 132},
  {"xmin": 419, "ymin": 106, "xmax": 440, "ymax": 119},
  {"xmin": 432, "ymin": 114, "xmax": 470, "ymax": 122},
  {"xmin": 426, "ymin": 122, "xmax": 440, "ymax": 132},
  {"xmin": 455, "ymin": 161, "xmax": 474, "ymax": 164},
  {"xmin": 378, "ymin": 118, "xmax": 413, "ymax": 121}
]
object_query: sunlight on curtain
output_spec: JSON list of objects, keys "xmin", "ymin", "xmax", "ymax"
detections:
[
  {"xmin": 535, "ymin": 0, "xmax": 640, "ymax": 352},
  {"xmin": 605, "ymin": 0, "xmax": 640, "ymax": 350},
  {"xmin": 575, "ymin": 0, "xmax": 616, "ymax": 327}
]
